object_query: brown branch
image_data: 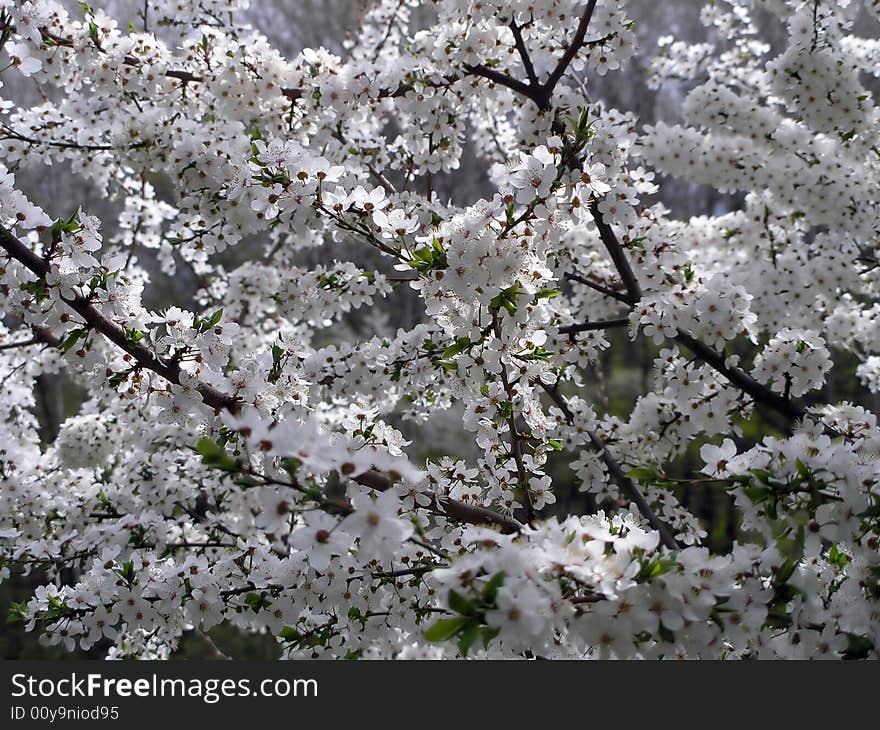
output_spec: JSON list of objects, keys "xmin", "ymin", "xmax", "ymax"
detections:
[
  {"xmin": 0, "ymin": 224, "xmax": 237, "ymax": 413},
  {"xmin": 588, "ymin": 200, "xmax": 642, "ymax": 304},
  {"xmin": 674, "ymin": 330, "xmax": 806, "ymax": 426},
  {"xmin": 558, "ymin": 318, "xmax": 628, "ymax": 335},
  {"xmin": 565, "ymin": 271, "xmax": 633, "ymax": 304},
  {"xmin": 587, "ymin": 430, "xmax": 681, "ymax": 550},
  {"xmin": 575, "ymin": 197, "xmax": 806, "ymax": 429},
  {"xmin": 0, "ymin": 224, "xmax": 523, "ymax": 534},
  {"xmin": 565, "ymin": 217, "xmax": 807, "ymax": 429},
  {"xmin": 0, "ymin": 127, "xmax": 121, "ymax": 152},
  {"xmin": 542, "ymin": 0, "xmax": 599, "ymax": 99},
  {"xmin": 39, "ymin": 26, "xmax": 307, "ymax": 100},
  {"xmin": 349, "ymin": 453, "xmax": 523, "ymax": 532},
  {"xmin": 571, "ymin": 201, "xmax": 806, "ymax": 428},
  {"xmin": 538, "ymin": 381, "xmax": 681, "ymax": 550},
  {"xmin": 437, "ymin": 496, "xmax": 522, "ymax": 534},
  {"xmin": 492, "ymin": 311, "xmax": 536, "ymax": 523},
  {"xmin": 462, "ymin": 62, "xmax": 540, "ymax": 103},
  {"xmin": 510, "ymin": 19, "xmax": 539, "ymax": 87},
  {"xmin": 0, "ymin": 337, "xmax": 39, "ymax": 351}
]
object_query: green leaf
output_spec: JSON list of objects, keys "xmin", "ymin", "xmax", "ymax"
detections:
[
  {"xmin": 637, "ymin": 557, "xmax": 676, "ymax": 581},
  {"xmin": 481, "ymin": 626, "xmax": 500, "ymax": 649},
  {"xmin": 535, "ymin": 287, "xmax": 561, "ymax": 299},
  {"xmin": 408, "ymin": 238, "xmax": 447, "ymax": 273},
  {"xmin": 626, "ymin": 465, "xmax": 658, "ymax": 483},
  {"xmin": 457, "ymin": 622, "xmax": 480, "ymax": 656},
  {"xmin": 6, "ymin": 602, "xmax": 26, "ymax": 624},
  {"xmin": 278, "ymin": 626, "xmax": 301, "ymax": 642},
  {"xmin": 523, "ymin": 346, "xmax": 554, "ymax": 361},
  {"xmin": 489, "ymin": 283, "xmax": 521, "ymax": 315},
  {"xmin": 447, "ymin": 589, "xmax": 473, "ymax": 616},
  {"xmin": 59, "ymin": 328, "xmax": 87, "ymax": 353},
  {"xmin": 827, "ymin": 545, "xmax": 851, "ymax": 568},
  {"xmin": 843, "ymin": 633, "xmax": 874, "ymax": 660},
  {"xmin": 743, "ymin": 486, "xmax": 772, "ymax": 505},
  {"xmin": 481, "ymin": 571, "xmax": 505, "ymax": 604},
  {"xmin": 194, "ymin": 438, "xmax": 240, "ymax": 473},
  {"xmin": 774, "ymin": 557, "xmax": 798, "ymax": 586},
  {"xmin": 441, "ymin": 337, "xmax": 473, "ymax": 360},
  {"xmin": 195, "ymin": 437, "xmax": 223, "ymax": 460},
  {"xmin": 50, "ymin": 210, "xmax": 80, "ymax": 242},
  {"xmin": 244, "ymin": 592, "xmax": 272, "ymax": 612},
  {"xmin": 423, "ymin": 616, "xmax": 468, "ymax": 643}
]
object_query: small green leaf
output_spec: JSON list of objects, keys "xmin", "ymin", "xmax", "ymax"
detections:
[
  {"xmin": 278, "ymin": 626, "xmax": 301, "ymax": 642},
  {"xmin": 626, "ymin": 466, "xmax": 658, "ymax": 483},
  {"xmin": 441, "ymin": 337, "xmax": 473, "ymax": 360},
  {"xmin": 481, "ymin": 625, "xmax": 500, "ymax": 649},
  {"xmin": 195, "ymin": 437, "xmax": 223, "ymax": 460},
  {"xmin": 423, "ymin": 616, "xmax": 468, "ymax": 642},
  {"xmin": 457, "ymin": 622, "xmax": 480, "ymax": 656},
  {"xmin": 535, "ymin": 287, "xmax": 561, "ymax": 299},
  {"xmin": 482, "ymin": 572, "xmax": 505, "ymax": 604},
  {"xmin": 489, "ymin": 283, "xmax": 521, "ymax": 315},
  {"xmin": 447, "ymin": 589, "xmax": 473, "ymax": 616}
]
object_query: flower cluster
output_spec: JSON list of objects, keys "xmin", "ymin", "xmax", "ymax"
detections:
[{"xmin": 0, "ymin": 0, "xmax": 878, "ymax": 661}]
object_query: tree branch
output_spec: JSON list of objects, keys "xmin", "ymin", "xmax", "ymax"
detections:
[
  {"xmin": 0, "ymin": 224, "xmax": 524, "ymax": 535},
  {"xmin": 510, "ymin": 19, "xmax": 539, "ymax": 87},
  {"xmin": 558, "ymin": 318, "xmax": 628, "ymax": 335},
  {"xmin": 462, "ymin": 62, "xmax": 540, "ymax": 103},
  {"xmin": 538, "ymin": 381, "xmax": 681, "ymax": 549},
  {"xmin": 589, "ymin": 200, "xmax": 642, "ymax": 304},
  {"xmin": 543, "ymin": 0, "xmax": 599, "ymax": 99},
  {"xmin": 565, "ymin": 270, "xmax": 633, "ymax": 304},
  {"xmin": 0, "ymin": 225, "xmax": 237, "ymax": 413},
  {"xmin": 674, "ymin": 330, "xmax": 806, "ymax": 426},
  {"xmin": 0, "ymin": 337, "xmax": 39, "ymax": 351}
]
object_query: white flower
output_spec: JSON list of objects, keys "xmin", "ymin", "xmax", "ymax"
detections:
[
  {"xmin": 288, "ymin": 512, "xmax": 353, "ymax": 571},
  {"xmin": 580, "ymin": 162, "xmax": 611, "ymax": 195},
  {"xmin": 5, "ymin": 42, "xmax": 42, "ymax": 76},
  {"xmin": 341, "ymin": 490, "xmax": 413, "ymax": 562},
  {"xmin": 372, "ymin": 208, "xmax": 419, "ymax": 238},
  {"xmin": 699, "ymin": 439, "xmax": 737, "ymax": 478}
]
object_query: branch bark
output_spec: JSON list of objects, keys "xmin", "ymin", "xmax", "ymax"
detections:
[
  {"xmin": 538, "ymin": 381, "xmax": 681, "ymax": 549},
  {"xmin": 0, "ymin": 224, "xmax": 237, "ymax": 413},
  {"xmin": 0, "ymin": 224, "xmax": 523, "ymax": 535},
  {"xmin": 543, "ymin": 0, "xmax": 599, "ymax": 100},
  {"xmin": 558, "ymin": 318, "xmax": 628, "ymax": 335}
]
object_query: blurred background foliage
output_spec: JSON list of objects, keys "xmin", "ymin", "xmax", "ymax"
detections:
[{"xmin": 2, "ymin": 0, "xmax": 879, "ymax": 658}]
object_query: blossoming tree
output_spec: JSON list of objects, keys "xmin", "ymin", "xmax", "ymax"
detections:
[{"xmin": 1, "ymin": 0, "xmax": 879, "ymax": 659}]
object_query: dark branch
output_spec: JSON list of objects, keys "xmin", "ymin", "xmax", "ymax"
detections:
[
  {"xmin": 0, "ymin": 224, "xmax": 237, "ymax": 413},
  {"xmin": 510, "ymin": 19, "xmax": 539, "ymax": 87},
  {"xmin": 0, "ymin": 224, "xmax": 522, "ymax": 535},
  {"xmin": 559, "ymin": 318, "xmax": 628, "ymax": 335},
  {"xmin": 589, "ymin": 200, "xmax": 642, "ymax": 304},
  {"xmin": 462, "ymin": 62, "xmax": 539, "ymax": 102},
  {"xmin": 543, "ymin": 0, "xmax": 599, "ymax": 98},
  {"xmin": 565, "ymin": 271, "xmax": 633, "ymax": 304},
  {"xmin": 587, "ymin": 431, "xmax": 682, "ymax": 550},
  {"xmin": 674, "ymin": 330, "xmax": 805, "ymax": 427},
  {"xmin": 538, "ymin": 381, "xmax": 681, "ymax": 549}
]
